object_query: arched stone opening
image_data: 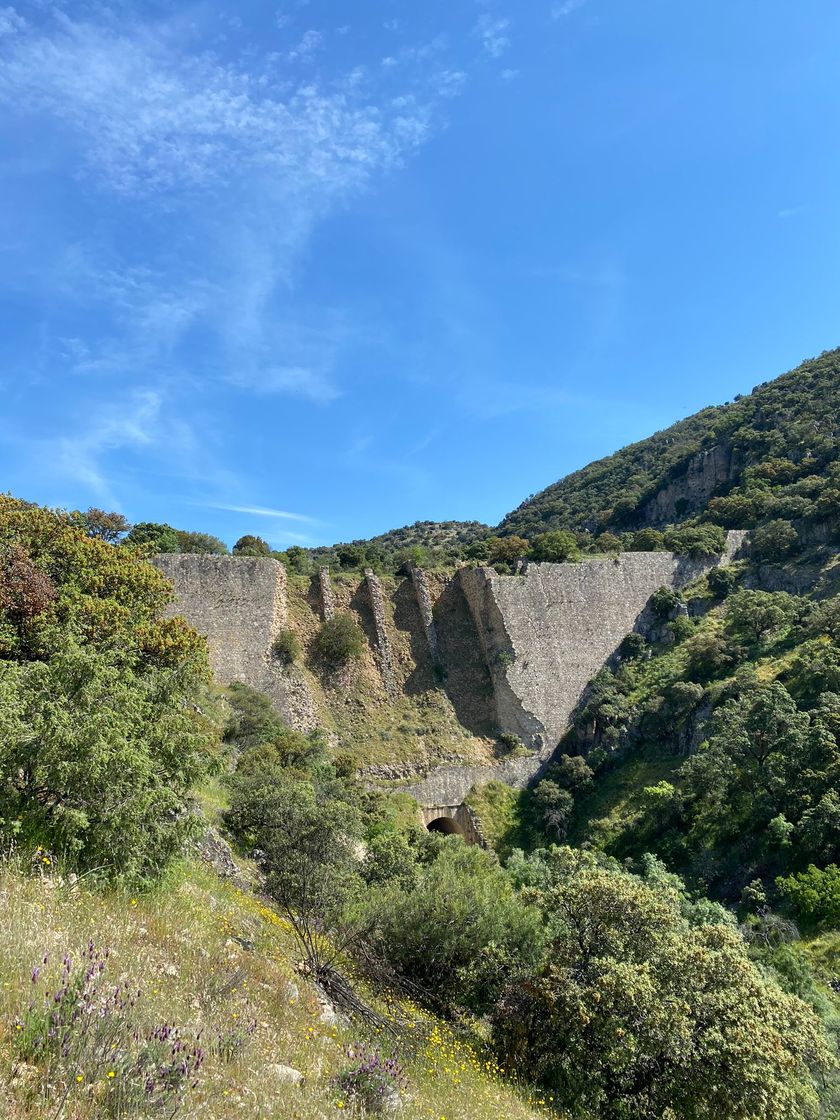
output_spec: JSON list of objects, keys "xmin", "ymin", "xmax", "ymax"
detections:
[{"xmin": 426, "ymin": 816, "xmax": 463, "ymax": 836}]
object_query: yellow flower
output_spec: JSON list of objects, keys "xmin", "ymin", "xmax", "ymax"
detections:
[
  {"xmin": 107, "ymin": 1071, "xmax": 115, "ymax": 1079},
  {"xmin": 76, "ymin": 1075, "xmax": 84, "ymax": 1083}
]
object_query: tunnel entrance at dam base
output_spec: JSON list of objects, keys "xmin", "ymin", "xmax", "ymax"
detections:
[
  {"xmin": 419, "ymin": 804, "xmax": 482, "ymax": 845},
  {"xmin": 426, "ymin": 816, "xmax": 463, "ymax": 836}
]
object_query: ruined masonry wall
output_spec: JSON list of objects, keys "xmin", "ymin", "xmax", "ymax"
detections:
[
  {"xmin": 318, "ymin": 567, "xmax": 335, "ymax": 621},
  {"xmin": 364, "ymin": 569, "xmax": 397, "ymax": 696},
  {"xmin": 410, "ymin": 566, "xmax": 442, "ymax": 667},
  {"xmin": 153, "ymin": 555, "xmax": 320, "ymax": 731}
]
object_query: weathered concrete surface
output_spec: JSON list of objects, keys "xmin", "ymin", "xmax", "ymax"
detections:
[
  {"xmin": 155, "ymin": 535, "xmax": 747, "ymax": 809},
  {"xmin": 153, "ymin": 555, "xmax": 319, "ymax": 731},
  {"xmin": 399, "ymin": 754, "xmax": 542, "ymax": 810},
  {"xmin": 459, "ymin": 532, "xmax": 747, "ymax": 758}
]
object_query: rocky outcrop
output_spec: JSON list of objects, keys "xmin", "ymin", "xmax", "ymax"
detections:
[{"xmin": 638, "ymin": 444, "xmax": 740, "ymax": 526}]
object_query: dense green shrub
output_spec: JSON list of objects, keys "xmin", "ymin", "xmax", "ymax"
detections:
[
  {"xmin": 618, "ymin": 631, "xmax": 647, "ymax": 659},
  {"xmin": 493, "ymin": 849, "xmax": 832, "ymax": 1120},
  {"xmin": 630, "ymin": 527, "xmax": 665, "ymax": 551},
  {"xmin": 664, "ymin": 523, "xmax": 726, "ymax": 557},
  {"xmin": 778, "ymin": 865, "xmax": 840, "ymax": 931},
  {"xmin": 650, "ymin": 585, "xmax": 683, "ymax": 618},
  {"xmin": 725, "ymin": 588, "xmax": 799, "ymax": 644},
  {"xmin": 529, "ymin": 530, "xmax": 579, "ymax": 563},
  {"xmin": 707, "ymin": 564, "xmax": 737, "ymax": 599},
  {"xmin": 175, "ymin": 530, "xmax": 229, "ymax": 554},
  {"xmin": 314, "ymin": 613, "xmax": 365, "ymax": 663},
  {"xmin": 486, "ymin": 536, "xmax": 530, "ymax": 567},
  {"xmin": 368, "ymin": 842, "xmax": 542, "ymax": 1014},
  {"xmin": 232, "ymin": 534, "xmax": 270, "ymax": 557},
  {"xmin": 0, "ymin": 497, "xmax": 220, "ymax": 879},
  {"xmin": 225, "ymin": 768, "xmax": 364, "ymax": 974},
  {"xmin": 752, "ymin": 518, "xmax": 800, "ymax": 561},
  {"xmin": 272, "ymin": 628, "xmax": 301, "ymax": 665},
  {"xmin": 224, "ymin": 681, "xmax": 286, "ymax": 752}
]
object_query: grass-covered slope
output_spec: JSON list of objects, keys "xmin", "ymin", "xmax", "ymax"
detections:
[
  {"xmin": 0, "ymin": 859, "xmax": 551, "ymax": 1120},
  {"xmin": 500, "ymin": 347, "xmax": 840, "ymax": 538}
]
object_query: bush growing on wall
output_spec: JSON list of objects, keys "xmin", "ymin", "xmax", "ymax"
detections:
[
  {"xmin": 272, "ymin": 628, "xmax": 301, "ymax": 664},
  {"xmin": 314, "ymin": 613, "xmax": 365, "ymax": 663}
]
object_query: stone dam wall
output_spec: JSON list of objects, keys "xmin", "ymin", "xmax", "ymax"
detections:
[
  {"xmin": 154, "ymin": 532, "xmax": 746, "ymax": 811},
  {"xmin": 459, "ymin": 531, "xmax": 746, "ymax": 756},
  {"xmin": 153, "ymin": 555, "xmax": 319, "ymax": 732}
]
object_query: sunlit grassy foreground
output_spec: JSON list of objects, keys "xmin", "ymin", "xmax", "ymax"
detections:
[{"xmin": 0, "ymin": 859, "xmax": 556, "ymax": 1119}]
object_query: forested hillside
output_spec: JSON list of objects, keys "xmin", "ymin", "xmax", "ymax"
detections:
[{"xmin": 500, "ymin": 347, "xmax": 840, "ymax": 539}]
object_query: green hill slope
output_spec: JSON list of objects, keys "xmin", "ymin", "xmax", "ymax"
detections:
[{"xmin": 499, "ymin": 347, "xmax": 840, "ymax": 539}]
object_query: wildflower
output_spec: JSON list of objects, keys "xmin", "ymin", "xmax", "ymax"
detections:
[
  {"xmin": 76, "ymin": 1075, "xmax": 83, "ymax": 1083},
  {"xmin": 107, "ymin": 1071, "xmax": 115, "ymax": 1079}
]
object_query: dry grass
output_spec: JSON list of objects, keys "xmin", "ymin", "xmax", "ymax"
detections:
[{"xmin": 0, "ymin": 859, "xmax": 555, "ymax": 1120}]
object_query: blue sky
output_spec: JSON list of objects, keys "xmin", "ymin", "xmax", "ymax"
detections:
[{"xmin": 1, "ymin": 1, "xmax": 839, "ymax": 548}]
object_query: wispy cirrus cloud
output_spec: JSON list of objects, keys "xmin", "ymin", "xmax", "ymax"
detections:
[
  {"xmin": 203, "ymin": 503, "xmax": 319, "ymax": 524},
  {"xmin": 0, "ymin": 12, "xmax": 438, "ymax": 198}
]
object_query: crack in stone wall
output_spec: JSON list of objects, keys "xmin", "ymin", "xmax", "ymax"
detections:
[{"xmin": 364, "ymin": 568, "xmax": 397, "ymax": 697}]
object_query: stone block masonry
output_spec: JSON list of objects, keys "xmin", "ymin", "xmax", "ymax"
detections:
[
  {"xmin": 318, "ymin": 567, "xmax": 335, "ymax": 621},
  {"xmin": 410, "ymin": 566, "xmax": 442, "ymax": 668},
  {"xmin": 364, "ymin": 568, "xmax": 397, "ymax": 696},
  {"xmin": 153, "ymin": 555, "xmax": 319, "ymax": 731},
  {"xmin": 458, "ymin": 531, "xmax": 747, "ymax": 760}
]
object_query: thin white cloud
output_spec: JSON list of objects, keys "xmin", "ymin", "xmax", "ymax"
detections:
[
  {"xmin": 551, "ymin": 0, "xmax": 589, "ymax": 17},
  {"xmin": 0, "ymin": 6, "xmax": 25, "ymax": 37},
  {"xmin": 287, "ymin": 28, "xmax": 322, "ymax": 61},
  {"xmin": 474, "ymin": 13, "xmax": 511, "ymax": 58},
  {"xmin": 204, "ymin": 503, "xmax": 319, "ymax": 524},
  {"xmin": 226, "ymin": 365, "xmax": 339, "ymax": 404},
  {"xmin": 0, "ymin": 14, "xmax": 439, "ymax": 198}
]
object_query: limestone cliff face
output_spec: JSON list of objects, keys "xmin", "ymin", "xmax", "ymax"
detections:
[
  {"xmin": 637, "ymin": 444, "xmax": 740, "ymax": 527},
  {"xmin": 152, "ymin": 555, "xmax": 320, "ymax": 731}
]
